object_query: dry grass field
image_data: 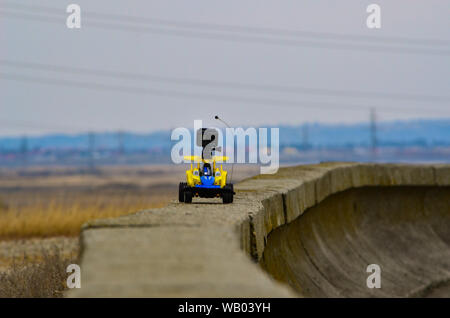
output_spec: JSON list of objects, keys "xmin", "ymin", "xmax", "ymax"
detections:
[
  {"xmin": 0, "ymin": 164, "xmax": 259, "ymax": 296},
  {"xmin": 0, "ymin": 165, "xmax": 184, "ymax": 240},
  {"xmin": 0, "ymin": 243, "xmax": 79, "ymax": 297},
  {"xmin": 0, "ymin": 164, "xmax": 258, "ymax": 239},
  {"xmin": 0, "ymin": 189, "xmax": 171, "ymax": 239}
]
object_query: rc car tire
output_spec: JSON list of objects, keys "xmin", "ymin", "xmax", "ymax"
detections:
[
  {"xmin": 229, "ymin": 184, "xmax": 234, "ymax": 203},
  {"xmin": 178, "ymin": 182, "xmax": 186, "ymax": 202},
  {"xmin": 222, "ymin": 185, "xmax": 233, "ymax": 204},
  {"xmin": 184, "ymin": 190, "xmax": 193, "ymax": 203}
]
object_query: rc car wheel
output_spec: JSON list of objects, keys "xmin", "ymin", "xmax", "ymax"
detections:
[
  {"xmin": 222, "ymin": 192, "xmax": 232, "ymax": 204},
  {"xmin": 184, "ymin": 190, "xmax": 193, "ymax": 203},
  {"xmin": 178, "ymin": 182, "xmax": 186, "ymax": 202},
  {"xmin": 229, "ymin": 184, "xmax": 234, "ymax": 203},
  {"xmin": 222, "ymin": 185, "xmax": 233, "ymax": 204}
]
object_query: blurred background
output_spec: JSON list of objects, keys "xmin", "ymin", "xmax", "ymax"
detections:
[
  {"xmin": 0, "ymin": 0, "xmax": 449, "ymax": 247},
  {"xmin": 0, "ymin": 0, "xmax": 449, "ymax": 296},
  {"xmin": 1, "ymin": 0, "xmax": 449, "ymax": 167}
]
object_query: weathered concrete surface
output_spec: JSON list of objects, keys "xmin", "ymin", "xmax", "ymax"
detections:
[
  {"xmin": 261, "ymin": 186, "xmax": 450, "ymax": 297},
  {"xmin": 68, "ymin": 163, "xmax": 449, "ymax": 297}
]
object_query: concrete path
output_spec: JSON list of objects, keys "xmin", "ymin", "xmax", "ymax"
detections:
[{"xmin": 68, "ymin": 163, "xmax": 449, "ymax": 297}]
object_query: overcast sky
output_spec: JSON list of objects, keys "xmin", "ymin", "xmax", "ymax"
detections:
[{"xmin": 1, "ymin": 0, "xmax": 449, "ymax": 136}]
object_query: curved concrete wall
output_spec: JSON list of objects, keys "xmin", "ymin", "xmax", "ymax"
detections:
[
  {"xmin": 261, "ymin": 186, "xmax": 450, "ymax": 297},
  {"xmin": 68, "ymin": 163, "xmax": 449, "ymax": 297}
]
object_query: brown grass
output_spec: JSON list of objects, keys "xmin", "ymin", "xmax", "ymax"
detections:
[
  {"xmin": 0, "ymin": 164, "xmax": 258, "ymax": 239},
  {"xmin": 0, "ymin": 192, "xmax": 172, "ymax": 239},
  {"xmin": 0, "ymin": 247, "xmax": 77, "ymax": 297},
  {"xmin": 0, "ymin": 165, "xmax": 259, "ymax": 297}
]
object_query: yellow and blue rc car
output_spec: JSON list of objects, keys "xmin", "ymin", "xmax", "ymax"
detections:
[{"xmin": 179, "ymin": 155, "xmax": 234, "ymax": 204}]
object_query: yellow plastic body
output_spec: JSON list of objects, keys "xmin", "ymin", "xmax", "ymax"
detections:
[
  {"xmin": 213, "ymin": 164, "xmax": 227, "ymax": 188},
  {"xmin": 185, "ymin": 160, "xmax": 227, "ymax": 188},
  {"xmin": 186, "ymin": 162, "xmax": 201, "ymax": 187}
]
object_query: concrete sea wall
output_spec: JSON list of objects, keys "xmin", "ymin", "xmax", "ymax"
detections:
[{"xmin": 68, "ymin": 163, "xmax": 449, "ymax": 297}]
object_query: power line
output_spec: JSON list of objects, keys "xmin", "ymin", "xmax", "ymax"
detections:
[
  {"xmin": 370, "ymin": 108, "xmax": 377, "ymax": 158},
  {"xmin": 83, "ymin": 13, "xmax": 450, "ymax": 48},
  {"xmin": 302, "ymin": 124, "xmax": 309, "ymax": 149},
  {"xmin": 117, "ymin": 130, "xmax": 125, "ymax": 155},
  {"xmin": 1, "ymin": 9, "xmax": 449, "ymax": 56},
  {"xmin": 1, "ymin": 59, "xmax": 449, "ymax": 104},
  {"xmin": 2, "ymin": 2, "xmax": 449, "ymax": 47},
  {"xmin": 1, "ymin": 71, "xmax": 449, "ymax": 116},
  {"xmin": 88, "ymin": 131, "xmax": 95, "ymax": 170},
  {"xmin": 0, "ymin": 117, "xmax": 90, "ymax": 131},
  {"xmin": 20, "ymin": 135, "xmax": 28, "ymax": 165}
]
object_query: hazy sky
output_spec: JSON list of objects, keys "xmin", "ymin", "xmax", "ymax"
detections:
[{"xmin": 1, "ymin": 0, "xmax": 449, "ymax": 136}]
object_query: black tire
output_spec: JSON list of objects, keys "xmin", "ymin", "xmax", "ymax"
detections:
[
  {"xmin": 184, "ymin": 190, "xmax": 193, "ymax": 203},
  {"xmin": 229, "ymin": 184, "xmax": 234, "ymax": 203},
  {"xmin": 222, "ymin": 185, "xmax": 233, "ymax": 204},
  {"xmin": 178, "ymin": 182, "xmax": 186, "ymax": 202}
]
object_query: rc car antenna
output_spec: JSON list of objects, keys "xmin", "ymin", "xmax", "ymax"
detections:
[{"xmin": 214, "ymin": 115, "xmax": 234, "ymax": 184}]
